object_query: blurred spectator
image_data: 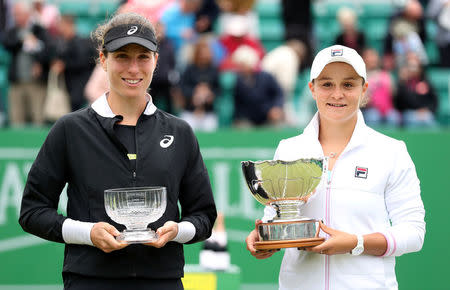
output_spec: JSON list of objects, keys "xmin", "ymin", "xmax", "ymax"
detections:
[
  {"xmin": 195, "ymin": 0, "xmax": 220, "ymax": 34},
  {"xmin": 219, "ymin": 14, "xmax": 265, "ymax": 71},
  {"xmin": 281, "ymin": 0, "xmax": 313, "ymax": 69},
  {"xmin": 160, "ymin": 0, "xmax": 202, "ymax": 59},
  {"xmin": 261, "ymin": 39, "xmax": 306, "ymax": 125},
  {"xmin": 199, "ymin": 213, "xmax": 230, "ymax": 271},
  {"xmin": 0, "ymin": 0, "xmax": 13, "ymax": 127},
  {"xmin": 426, "ymin": 0, "xmax": 450, "ymax": 67},
  {"xmin": 361, "ymin": 48, "xmax": 401, "ymax": 127},
  {"xmin": 394, "ymin": 53, "xmax": 438, "ymax": 127},
  {"xmin": 391, "ymin": 19, "xmax": 428, "ymax": 68},
  {"xmin": 50, "ymin": 14, "xmax": 96, "ymax": 112},
  {"xmin": 30, "ymin": 0, "xmax": 60, "ymax": 37},
  {"xmin": 0, "ymin": 0, "xmax": 14, "ymax": 40},
  {"xmin": 84, "ymin": 63, "xmax": 108, "ymax": 104},
  {"xmin": 232, "ymin": 45, "xmax": 284, "ymax": 127},
  {"xmin": 383, "ymin": 0, "xmax": 426, "ymax": 70},
  {"xmin": 179, "ymin": 37, "xmax": 219, "ymax": 131},
  {"xmin": 217, "ymin": 0, "xmax": 255, "ymax": 14},
  {"xmin": 2, "ymin": 1, "xmax": 50, "ymax": 126},
  {"xmin": 216, "ymin": 0, "xmax": 259, "ymax": 37},
  {"xmin": 118, "ymin": 0, "xmax": 174, "ymax": 23},
  {"xmin": 334, "ymin": 7, "xmax": 366, "ymax": 55},
  {"xmin": 151, "ymin": 21, "xmax": 178, "ymax": 114}
]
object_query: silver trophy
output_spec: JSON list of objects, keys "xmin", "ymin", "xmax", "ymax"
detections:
[
  {"xmin": 104, "ymin": 186, "xmax": 167, "ymax": 244},
  {"xmin": 242, "ymin": 158, "xmax": 325, "ymax": 250}
]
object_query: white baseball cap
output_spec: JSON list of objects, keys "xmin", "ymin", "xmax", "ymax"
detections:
[{"xmin": 310, "ymin": 45, "xmax": 366, "ymax": 82}]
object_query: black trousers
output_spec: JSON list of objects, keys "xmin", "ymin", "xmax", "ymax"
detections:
[{"xmin": 63, "ymin": 272, "xmax": 184, "ymax": 290}]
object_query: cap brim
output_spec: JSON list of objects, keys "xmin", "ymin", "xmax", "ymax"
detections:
[
  {"xmin": 311, "ymin": 57, "xmax": 366, "ymax": 81},
  {"xmin": 105, "ymin": 36, "xmax": 157, "ymax": 52}
]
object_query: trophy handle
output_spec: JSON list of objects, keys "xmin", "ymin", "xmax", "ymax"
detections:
[
  {"xmin": 314, "ymin": 220, "xmax": 321, "ymax": 238},
  {"xmin": 271, "ymin": 203, "xmax": 280, "ymax": 220}
]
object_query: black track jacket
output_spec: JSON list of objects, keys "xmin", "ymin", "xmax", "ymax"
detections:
[{"xmin": 19, "ymin": 94, "xmax": 217, "ymax": 279}]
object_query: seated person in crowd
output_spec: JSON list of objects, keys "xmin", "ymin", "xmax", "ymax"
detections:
[
  {"xmin": 231, "ymin": 45, "xmax": 284, "ymax": 127},
  {"xmin": 334, "ymin": 6, "xmax": 366, "ymax": 55},
  {"xmin": 261, "ymin": 39, "xmax": 306, "ymax": 125},
  {"xmin": 218, "ymin": 14, "xmax": 265, "ymax": 71},
  {"xmin": 179, "ymin": 37, "xmax": 220, "ymax": 131},
  {"xmin": 160, "ymin": 0, "xmax": 203, "ymax": 69},
  {"xmin": 3, "ymin": 1, "xmax": 50, "ymax": 127},
  {"xmin": 150, "ymin": 21, "xmax": 178, "ymax": 114},
  {"xmin": 51, "ymin": 14, "xmax": 96, "ymax": 112},
  {"xmin": 361, "ymin": 48, "xmax": 401, "ymax": 127},
  {"xmin": 383, "ymin": 0, "xmax": 426, "ymax": 70},
  {"xmin": 394, "ymin": 53, "xmax": 438, "ymax": 128},
  {"xmin": 390, "ymin": 19, "xmax": 428, "ymax": 68}
]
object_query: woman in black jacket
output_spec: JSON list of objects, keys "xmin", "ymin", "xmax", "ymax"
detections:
[{"xmin": 19, "ymin": 12, "xmax": 217, "ymax": 290}]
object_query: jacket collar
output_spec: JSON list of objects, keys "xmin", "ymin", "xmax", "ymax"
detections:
[
  {"xmin": 91, "ymin": 92, "xmax": 157, "ymax": 118},
  {"xmin": 303, "ymin": 110, "xmax": 369, "ymax": 154}
]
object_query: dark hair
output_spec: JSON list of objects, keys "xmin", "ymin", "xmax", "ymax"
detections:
[{"xmin": 91, "ymin": 12, "xmax": 157, "ymax": 58}]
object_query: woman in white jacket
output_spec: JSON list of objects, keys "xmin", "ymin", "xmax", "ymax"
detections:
[{"xmin": 245, "ymin": 45, "xmax": 425, "ymax": 290}]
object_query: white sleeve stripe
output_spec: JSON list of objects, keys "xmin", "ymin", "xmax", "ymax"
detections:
[
  {"xmin": 172, "ymin": 221, "xmax": 196, "ymax": 243},
  {"xmin": 62, "ymin": 218, "xmax": 95, "ymax": 246}
]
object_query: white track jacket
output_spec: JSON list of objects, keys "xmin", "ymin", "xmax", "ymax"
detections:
[{"xmin": 270, "ymin": 111, "xmax": 425, "ymax": 290}]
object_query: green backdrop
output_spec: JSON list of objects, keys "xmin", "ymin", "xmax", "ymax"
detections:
[{"xmin": 0, "ymin": 128, "xmax": 449, "ymax": 289}]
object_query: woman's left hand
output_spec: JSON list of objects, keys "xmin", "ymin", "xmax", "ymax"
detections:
[
  {"xmin": 144, "ymin": 221, "xmax": 179, "ymax": 248},
  {"xmin": 306, "ymin": 221, "xmax": 358, "ymax": 255}
]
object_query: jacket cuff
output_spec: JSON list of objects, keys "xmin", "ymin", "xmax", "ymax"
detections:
[
  {"xmin": 62, "ymin": 218, "xmax": 95, "ymax": 246},
  {"xmin": 379, "ymin": 231, "xmax": 396, "ymax": 257},
  {"xmin": 172, "ymin": 221, "xmax": 196, "ymax": 243}
]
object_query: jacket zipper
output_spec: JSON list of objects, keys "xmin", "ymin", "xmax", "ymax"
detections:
[
  {"xmin": 132, "ymin": 118, "xmax": 140, "ymax": 187},
  {"xmin": 325, "ymin": 169, "xmax": 333, "ymax": 290},
  {"xmin": 324, "ymin": 156, "xmax": 342, "ymax": 290}
]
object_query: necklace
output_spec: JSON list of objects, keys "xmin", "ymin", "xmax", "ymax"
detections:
[{"xmin": 329, "ymin": 152, "xmax": 337, "ymax": 158}]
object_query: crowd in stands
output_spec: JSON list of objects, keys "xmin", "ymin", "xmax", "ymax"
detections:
[{"xmin": 0, "ymin": 0, "xmax": 449, "ymax": 130}]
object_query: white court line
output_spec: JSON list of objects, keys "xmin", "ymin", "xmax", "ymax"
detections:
[
  {"xmin": 0, "ymin": 148, "xmax": 39, "ymax": 159},
  {"xmin": 0, "ymin": 231, "xmax": 249, "ymax": 253},
  {"xmin": 0, "ymin": 286, "xmax": 62, "ymax": 290},
  {"xmin": 0, "ymin": 235, "xmax": 48, "ymax": 253},
  {"xmin": 201, "ymin": 148, "xmax": 274, "ymax": 159},
  {"xmin": 0, "ymin": 147, "xmax": 274, "ymax": 160}
]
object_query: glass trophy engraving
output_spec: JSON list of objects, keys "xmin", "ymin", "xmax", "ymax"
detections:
[
  {"xmin": 242, "ymin": 158, "xmax": 325, "ymax": 250},
  {"xmin": 104, "ymin": 186, "xmax": 167, "ymax": 244}
]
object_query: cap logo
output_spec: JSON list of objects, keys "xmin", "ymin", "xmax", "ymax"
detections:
[
  {"xmin": 331, "ymin": 48, "xmax": 343, "ymax": 57},
  {"xmin": 127, "ymin": 25, "xmax": 138, "ymax": 35}
]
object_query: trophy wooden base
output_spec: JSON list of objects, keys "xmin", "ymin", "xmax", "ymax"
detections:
[{"xmin": 254, "ymin": 237, "xmax": 325, "ymax": 250}]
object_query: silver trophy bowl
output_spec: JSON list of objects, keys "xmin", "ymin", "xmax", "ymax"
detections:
[
  {"xmin": 104, "ymin": 186, "xmax": 167, "ymax": 244},
  {"xmin": 242, "ymin": 158, "xmax": 325, "ymax": 249}
]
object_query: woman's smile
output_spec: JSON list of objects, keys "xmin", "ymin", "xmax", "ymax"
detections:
[
  {"xmin": 122, "ymin": 78, "xmax": 143, "ymax": 86},
  {"xmin": 327, "ymin": 103, "xmax": 347, "ymax": 108}
]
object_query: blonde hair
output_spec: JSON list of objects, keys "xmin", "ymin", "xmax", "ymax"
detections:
[
  {"xmin": 360, "ymin": 90, "xmax": 369, "ymax": 108},
  {"xmin": 337, "ymin": 7, "xmax": 357, "ymax": 27},
  {"xmin": 231, "ymin": 45, "xmax": 259, "ymax": 69}
]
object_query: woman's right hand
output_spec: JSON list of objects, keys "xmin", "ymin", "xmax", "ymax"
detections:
[
  {"xmin": 246, "ymin": 220, "xmax": 279, "ymax": 259},
  {"xmin": 90, "ymin": 222, "xmax": 128, "ymax": 253}
]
